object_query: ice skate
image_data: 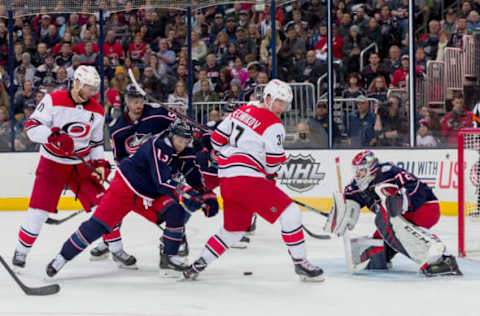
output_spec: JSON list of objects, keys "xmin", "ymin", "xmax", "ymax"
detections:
[
  {"xmin": 112, "ymin": 250, "xmax": 138, "ymax": 270},
  {"xmin": 89, "ymin": 241, "xmax": 109, "ymax": 261},
  {"xmin": 159, "ymin": 251, "xmax": 188, "ymax": 278},
  {"xmin": 231, "ymin": 236, "xmax": 250, "ymax": 249},
  {"xmin": 422, "ymin": 255, "xmax": 463, "ymax": 277},
  {"xmin": 183, "ymin": 257, "xmax": 207, "ymax": 280},
  {"xmin": 246, "ymin": 214, "xmax": 257, "ymax": 235},
  {"xmin": 294, "ymin": 259, "xmax": 325, "ymax": 282},
  {"xmin": 46, "ymin": 254, "xmax": 67, "ymax": 278},
  {"xmin": 12, "ymin": 250, "xmax": 26, "ymax": 269}
]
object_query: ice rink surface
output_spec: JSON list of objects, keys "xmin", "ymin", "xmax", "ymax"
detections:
[{"xmin": 0, "ymin": 210, "xmax": 479, "ymax": 316}]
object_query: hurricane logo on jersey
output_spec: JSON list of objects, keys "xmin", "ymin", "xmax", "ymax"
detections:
[
  {"xmin": 62, "ymin": 122, "xmax": 91, "ymax": 138},
  {"xmin": 125, "ymin": 133, "xmax": 150, "ymax": 155}
]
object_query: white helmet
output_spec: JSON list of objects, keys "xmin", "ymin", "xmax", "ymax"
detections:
[
  {"xmin": 262, "ymin": 79, "xmax": 293, "ymax": 111},
  {"xmin": 74, "ymin": 65, "xmax": 100, "ymax": 93}
]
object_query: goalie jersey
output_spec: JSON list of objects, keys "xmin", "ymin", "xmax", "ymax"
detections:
[
  {"xmin": 210, "ymin": 104, "xmax": 286, "ymax": 179},
  {"xmin": 118, "ymin": 135, "xmax": 204, "ymax": 200},
  {"xmin": 344, "ymin": 163, "xmax": 437, "ymax": 213},
  {"xmin": 109, "ymin": 104, "xmax": 176, "ymax": 163}
]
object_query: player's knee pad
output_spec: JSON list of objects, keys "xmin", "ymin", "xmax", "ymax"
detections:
[
  {"xmin": 158, "ymin": 203, "xmax": 186, "ymax": 228},
  {"xmin": 279, "ymin": 203, "xmax": 302, "ymax": 232}
]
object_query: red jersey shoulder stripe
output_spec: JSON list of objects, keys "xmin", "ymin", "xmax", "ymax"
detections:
[{"xmin": 50, "ymin": 90, "xmax": 104, "ymax": 116}]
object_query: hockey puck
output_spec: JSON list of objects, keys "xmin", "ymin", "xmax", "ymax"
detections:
[{"xmin": 243, "ymin": 271, "xmax": 253, "ymax": 276}]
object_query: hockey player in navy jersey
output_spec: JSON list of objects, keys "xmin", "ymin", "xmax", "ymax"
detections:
[
  {"xmin": 89, "ymin": 85, "xmax": 177, "ymax": 265},
  {"xmin": 12, "ymin": 65, "xmax": 110, "ymax": 269},
  {"xmin": 46, "ymin": 122, "xmax": 219, "ymax": 277},
  {"xmin": 325, "ymin": 150, "xmax": 462, "ymax": 277}
]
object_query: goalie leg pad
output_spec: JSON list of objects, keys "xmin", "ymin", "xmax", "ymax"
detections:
[{"xmin": 374, "ymin": 207, "xmax": 445, "ymax": 266}]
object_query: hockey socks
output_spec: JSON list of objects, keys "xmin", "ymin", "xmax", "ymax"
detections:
[
  {"xmin": 61, "ymin": 217, "xmax": 110, "ymax": 261},
  {"xmin": 102, "ymin": 223, "xmax": 123, "ymax": 253},
  {"xmin": 162, "ymin": 226, "xmax": 185, "ymax": 255},
  {"xmin": 201, "ymin": 228, "xmax": 244, "ymax": 265},
  {"xmin": 16, "ymin": 208, "xmax": 49, "ymax": 255},
  {"xmin": 279, "ymin": 203, "xmax": 307, "ymax": 261}
]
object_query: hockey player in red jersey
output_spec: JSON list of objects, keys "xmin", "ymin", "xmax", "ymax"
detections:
[
  {"xmin": 183, "ymin": 79, "xmax": 324, "ymax": 282},
  {"xmin": 12, "ymin": 65, "xmax": 110, "ymax": 269}
]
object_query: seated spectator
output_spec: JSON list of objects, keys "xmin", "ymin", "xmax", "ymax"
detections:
[
  {"xmin": 193, "ymin": 79, "xmax": 219, "ymax": 102},
  {"xmin": 168, "ymin": 80, "xmax": 188, "ymax": 105},
  {"xmin": 15, "ymin": 52, "xmax": 36, "ymax": 82},
  {"xmin": 40, "ymin": 76, "xmax": 57, "ymax": 94},
  {"xmin": 467, "ymin": 10, "xmax": 480, "ymax": 32},
  {"xmin": 103, "ymin": 30, "xmax": 125, "ymax": 66},
  {"xmin": 215, "ymin": 67, "xmax": 232, "ymax": 99},
  {"xmin": 286, "ymin": 121, "xmax": 320, "ymax": 148},
  {"xmin": 342, "ymin": 25, "xmax": 368, "ymax": 58},
  {"xmin": 313, "ymin": 25, "xmax": 343, "ymax": 61},
  {"xmin": 284, "ymin": 21, "xmax": 306, "ymax": 58},
  {"xmin": 77, "ymin": 41, "xmax": 98, "ymax": 66},
  {"xmin": 415, "ymin": 47, "xmax": 427, "ymax": 74},
  {"xmin": 234, "ymin": 26, "xmax": 257, "ymax": 59},
  {"xmin": 127, "ymin": 32, "xmax": 147, "ymax": 64},
  {"xmin": 367, "ymin": 75, "xmax": 388, "ymax": 103},
  {"xmin": 230, "ymin": 56, "xmax": 249, "ymax": 87},
  {"xmin": 52, "ymin": 31, "xmax": 72, "ymax": 56},
  {"xmin": 55, "ymin": 66, "xmax": 70, "ymax": 90},
  {"xmin": 191, "ymin": 31, "xmax": 208, "ymax": 64},
  {"xmin": 111, "ymin": 66, "xmax": 130, "ymax": 96},
  {"xmin": 156, "ymin": 38, "xmax": 176, "ymax": 76},
  {"xmin": 14, "ymin": 79, "xmax": 35, "ymax": 119},
  {"xmin": 72, "ymin": 29, "xmax": 99, "ymax": 55},
  {"xmin": 142, "ymin": 67, "xmax": 163, "ymax": 101},
  {"xmin": 34, "ymin": 55, "xmax": 58, "ymax": 85},
  {"xmin": 419, "ymin": 20, "xmax": 441, "ymax": 59},
  {"xmin": 32, "ymin": 42, "xmax": 49, "ymax": 68},
  {"xmin": 223, "ymin": 78, "xmax": 244, "ymax": 102},
  {"xmin": 41, "ymin": 24, "xmax": 61, "ymax": 49},
  {"xmin": 435, "ymin": 30, "xmax": 450, "ymax": 61},
  {"xmin": 308, "ymin": 101, "xmax": 338, "ymax": 147},
  {"xmin": 442, "ymin": 94, "xmax": 474, "ymax": 147},
  {"xmin": 391, "ymin": 54, "xmax": 410, "ymax": 88},
  {"xmin": 193, "ymin": 68, "xmax": 215, "ymax": 95},
  {"xmin": 383, "ymin": 45, "xmax": 402, "ymax": 74},
  {"xmin": 343, "ymin": 72, "xmax": 366, "ymax": 104},
  {"xmin": 449, "ymin": 15, "xmax": 469, "ymax": 48},
  {"xmin": 441, "ymin": 8, "xmax": 457, "ymax": 33},
  {"xmin": 0, "ymin": 105, "xmax": 11, "ymax": 151},
  {"xmin": 14, "ymin": 102, "xmax": 39, "ymax": 152},
  {"xmin": 297, "ymin": 50, "xmax": 326, "ymax": 84},
  {"xmin": 361, "ymin": 52, "xmax": 391, "ymax": 89},
  {"xmin": 54, "ymin": 41, "xmax": 73, "ymax": 67},
  {"xmin": 347, "ymin": 95, "xmax": 376, "ymax": 146},
  {"xmin": 374, "ymin": 95, "xmax": 408, "ymax": 147},
  {"xmin": 416, "ymin": 119, "xmax": 438, "ymax": 147},
  {"xmin": 260, "ymin": 28, "xmax": 281, "ymax": 64}
]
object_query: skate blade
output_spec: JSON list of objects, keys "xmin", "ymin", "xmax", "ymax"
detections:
[
  {"xmin": 117, "ymin": 263, "xmax": 139, "ymax": 270},
  {"xmin": 298, "ymin": 274, "xmax": 325, "ymax": 282},
  {"xmin": 423, "ymin": 270, "xmax": 463, "ymax": 277},
  {"xmin": 12, "ymin": 265, "xmax": 25, "ymax": 274},
  {"xmin": 231, "ymin": 244, "xmax": 248, "ymax": 249},
  {"xmin": 159, "ymin": 269, "xmax": 185, "ymax": 278},
  {"xmin": 89, "ymin": 253, "xmax": 109, "ymax": 261}
]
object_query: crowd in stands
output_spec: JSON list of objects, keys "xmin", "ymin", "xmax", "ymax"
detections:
[{"xmin": 0, "ymin": 0, "xmax": 478, "ymax": 151}]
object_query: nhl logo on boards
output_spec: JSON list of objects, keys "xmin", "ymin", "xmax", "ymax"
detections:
[{"xmin": 278, "ymin": 154, "xmax": 326, "ymax": 193}]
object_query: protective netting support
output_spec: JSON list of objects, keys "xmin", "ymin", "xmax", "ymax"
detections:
[{"xmin": 458, "ymin": 129, "xmax": 480, "ymax": 257}]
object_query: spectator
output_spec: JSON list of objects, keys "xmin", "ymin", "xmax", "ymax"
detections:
[
  {"xmin": 238, "ymin": 10, "xmax": 250, "ymax": 28},
  {"xmin": 308, "ymin": 101, "xmax": 338, "ymax": 147},
  {"xmin": 72, "ymin": 29, "xmax": 99, "ymax": 55},
  {"xmin": 52, "ymin": 31, "xmax": 72, "ymax": 56},
  {"xmin": 55, "ymin": 66, "xmax": 69, "ymax": 90},
  {"xmin": 16, "ymin": 52, "xmax": 36, "ymax": 82},
  {"xmin": 415, "ymin": 47, "xmax": 427, "ymax": 74},
  {"xmin": 191, "ymin": 31, "xmax": 208, "ymax": 64},
  {"xmin": 348, "ymin": 95, "xmax": 376, "ymax": 147},
  {"xmin": 343, "ymin": 25, "xmax": 368, "ymax": 59},
  {"xmin": 234, "ymin": 26, "xmax": 257, "ymax": 59},
  {"xmin": 14, "ymin": 79, "xmax": 35, "ymax": 118},
  {"xmin": 0, "ymin": 105, "xmax": 11, "ymax": 151},
  {"xmin": 284, "ymin": 22, "xmax": 306, "ymax": 58},
  {"xmin": 361, "ymin": 52, "xmax": 391, "ymax": 89},
  {"xmin": 193, "ymin": 68, "xmax": 215, "ymax": 95},
  {"xmin": 461, "ymin": 1, "xmax": 473, "ymax": 17},
  {"xmin": 210, "ymin": 31, "xmax": 230, "ymax": 64},
  {"xmin": 343, "ymin": 72, "xmax": 366, "ymax": 100},
  {"xmin": 383, "ymin": 45, "xmax": 402, "ymax": 74},
  {"xmin": 66, "ymin": 13, "xmax": 82, "ymax": 42},
  {"xmin": 416, "ymin": 119, "xmax": 438, "ymax": 147},
  {"xmin": 156, "ymin": 38, "xmax": 176, "ymax": 76},
  {"xmin": 367, "ymin": 75, "xmax": 388, "ymax": 103},
  {"xmin": 76, "ymin": 41, "xmax": 98, "ymax": 66},
  {"xmin": 111, "ymin": 66, "xmax": 130, "ymax": 96},
  {"xmin": 286, "ymin": 121, "xmax": 320, "ymax": 148},
  {"xmin": 36, "ymin": 15, "xmax": 52, "ymax": 39},
  {"xmin": 54, "ymin": 41, "xmax": 73, "ymax": 67},
  {"xmin": 104, "ymin": 30, "xmax": 125, "ymax": 66},
  {"xmin": 102, "ymin": 56, "xmax": 116, "ymax": 82},
  {"xmin": 205, "ymin": 54, "xmax": 220, "ymax": 88},
  {"xmin": 42, "ymin": 24, "xmax": 61, "ymax": 49},
  {"xmin": 168, "ymin": 80, "xmax": 188, "ymax": 110},
  {"xmin": 223, "ymin": 77, "xmax": 244, "ymax": 102},
  {"xmin": 259, "ymin": 28, "xmax": 281, "ymax": 64},
  {"xmin": 441, "ymin": 8, "xmax": 457, "ymax": 33},
  {"xmin": 211, "ymin": 13, "xmax": 225, "ymax": 35},
  {"xmin": 230, "ymin": 56, "xmax": 249, "ymax": 87},
  {"xmin": 442, "ymin": 94, "xmax": 474, "ymax": 147},
  {"xmin": 374, "ymin": 95, "xmax": 408, "ymax": 147},
  {"xmin": 435, "ymin": 30, "xmax": 450, "ymax": 61},
  {"xmin": 353, "ymin": 6, "xmax": 370, "ymax": 33},
  {"xmin": 247, "ymin": 23, "xmax": 262, "ymax": 50},
  {"xmin": 193, "ymin": 79, "xmax": 219, "ymax": 102},
  {"xmin": 0, "ymin": 77, "xmax": 9, "ymax": 109},
  {"xmin": 32, "ymin": 42, "xmax": 49, "ymax": 68},
  {"xmin": 420, "ymin": 20, "xmax": 441, "ymax": 59},
  {"xmin": 391, "ymin": 54, "xmax": 410, "ymax": 88},
  {"xmin": 449, "ymin": 16, "xmax": 469, "ymax": 48},
  {"xmin": 14, "ymin": 102, "xmax": 39, "ymax": 152},
  {"xmin": 467, "ymin": 10, "xmax": 480, "ymax": 32}
]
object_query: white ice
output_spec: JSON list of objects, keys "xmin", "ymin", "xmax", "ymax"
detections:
[{"xmin": 0, "ymin": 210, "xmax": 479, "ymax": 316}]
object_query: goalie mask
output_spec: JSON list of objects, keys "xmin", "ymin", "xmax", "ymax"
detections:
[{"xmin": 352, "ymin": 150, "xmax": 379, "ymax": 191}]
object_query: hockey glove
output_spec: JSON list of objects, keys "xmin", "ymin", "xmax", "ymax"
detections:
[
  {"xmin": 200, "ymin": 190, "xmax": 219, "ymax": 217},
  {"xmin": 89, "ymin": 159, "xmax": 111, "ymax": 186},
  {"xmin": 324, "ymin": 192, "xmax": 361, "ymax": 236},
  {"xmin": 48, "ymin": 127, "xmax": 74, "ymax": 155},
  {"xmin": 176, "ymin": 185, "xmax": 204, "ymax": 212},
  {"xmin": 266, "ymin": 173, "xmax": 278, "ymax": 184}
]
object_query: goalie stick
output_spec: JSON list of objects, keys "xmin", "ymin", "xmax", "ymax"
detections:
[
  {"xmin": 291, "ymin": 200, "xmax": 331, "ymax": 239},
  {"xmin": 46, "ymin": 209, "xmax": 84, "ymax": 225},
  {"xmin": 127, "ymin": 69, "xmax": 212, "ymax": 133},
  {"xmin": 0, "ymin": 255, "xmax": 60, "ymax": 296}
]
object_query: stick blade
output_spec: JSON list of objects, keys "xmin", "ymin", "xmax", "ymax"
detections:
[{"xmin": 23, "ymin": 283, "xmax": 60, "ymax": 296}]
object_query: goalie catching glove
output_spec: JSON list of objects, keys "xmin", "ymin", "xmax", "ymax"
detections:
[{"xmin": 324, "ymin": 192, "xmax": 361, "ymax": 236}]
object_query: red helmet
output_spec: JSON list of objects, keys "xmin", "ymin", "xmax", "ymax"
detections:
[{"xmin": 352, "ymin": 150, "xmax": 379, "ymax": 190}]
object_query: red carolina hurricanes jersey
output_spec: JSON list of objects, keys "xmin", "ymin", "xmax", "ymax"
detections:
[
  {"xmin": 211, "ymin": 104, "xmax": 286, "ymax": 178},
  {"xmin": 25, "ymin": 90, "xmax": 105, "ymax": 164}
]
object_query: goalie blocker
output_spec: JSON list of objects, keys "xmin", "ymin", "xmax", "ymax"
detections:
[{"xmin": 324, "ymin": 150, "xmax": 462, "ymax": 277}]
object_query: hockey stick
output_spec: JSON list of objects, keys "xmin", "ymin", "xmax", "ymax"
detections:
[
  {"xmin": 0, "ymin": 255, "xmax": 60, "ymax": 296},
  {"xmin": 291, "ymin": 200, "xmax": 331, "ymax": 239},
  {"xmin": 46, "ymin": 209, "xmax": 84, "ymax": 225},
  {"xmin": 74, "ymin": 154, "xmax": 111, "ymax": 185},
  {"xmin": 127, "ymin": 68, "xmax": 212, "ymax": 133}
]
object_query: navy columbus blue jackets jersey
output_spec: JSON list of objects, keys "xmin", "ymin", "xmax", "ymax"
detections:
[
  {"xmin": 344, "ymin": 163, "xmax": 437, "ymax": 213},
  {"xmin": 118, "ymin": 135, "xmax": 205, "ymax": 200},
  {"xmin": 110, "ymin": 104, "xmax": 176, "ymax": 163}
]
